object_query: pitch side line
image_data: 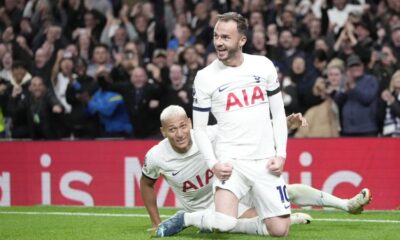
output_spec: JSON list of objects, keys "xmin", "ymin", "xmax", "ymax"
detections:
[
  {"xmin": 0, "ymin": 211, "xmax": 170, "ymax": 218},
  {"xmin": 314, "ymin": 218, "xmax": 400, "ymax": 224},
  {"xmin": 0, "ymin": 212, "xmax": 399, "ymax": 224}
]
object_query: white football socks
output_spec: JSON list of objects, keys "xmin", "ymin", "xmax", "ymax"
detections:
[
  {"xmin": 183, "ymin": 209, "xmax": 214, "ymax": 231},
  {"xmin": 287, "ymin": 184, "xmax": 348, "ymax": 211},
  {"xmin": 230, "ymin": 217, "xmax": 269, "ymax": 236},
  {"xmin": 184, "ymin": 210, "xmax": 268, "ymax": 235}
]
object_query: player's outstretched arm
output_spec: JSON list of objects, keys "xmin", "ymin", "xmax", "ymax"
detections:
[
  {"xmin": 287, "ymin": 113, "xmax": 308, "ymax": 130},
  {"xmin": 140, "ymin": 175, "xmax": 161, "ymax": 229}
]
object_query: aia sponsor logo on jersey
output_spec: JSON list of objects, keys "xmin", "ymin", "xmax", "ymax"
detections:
[
  {"xmin": 225, "ymin": 86, "xmax": 265, "ymax": 111},
  {"xmin": 182, "ymin": 169, "xmax": 214, "ymax": 192}
]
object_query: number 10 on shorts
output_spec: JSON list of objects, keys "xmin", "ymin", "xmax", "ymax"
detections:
[{"xmin": 276, "ymin": 185, "xmax": 290, "ymax": 203}]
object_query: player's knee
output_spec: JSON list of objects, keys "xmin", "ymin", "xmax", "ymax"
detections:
[
  {"xmin": 265, "ymin": 217, "xmax": 290, "ymax": 237},
  {"xmin": 213, "ymin": 212, "xmax": 237, "ymax": 232},
  {"xmin": 267, "ymin": 226, "xmax": 289, "ymax": 237}
]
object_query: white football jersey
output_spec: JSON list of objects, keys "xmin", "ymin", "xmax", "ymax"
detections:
[
  {"xmin": 193, "ymin": 54, "xmax": 281, "ymax": 160},
  {"xmin": 142, "ymin": 127, "xmax": 218, "ymax": 212}
]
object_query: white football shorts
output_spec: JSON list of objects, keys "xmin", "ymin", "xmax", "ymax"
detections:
[{"xmin": 214, "ymin": 158, "xmax": 291, "ymax": 219}]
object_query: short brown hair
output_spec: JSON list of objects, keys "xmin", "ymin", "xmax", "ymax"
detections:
[{"xmin": 217, "ymin": 12, "xmax": 249, "ymax": 35}]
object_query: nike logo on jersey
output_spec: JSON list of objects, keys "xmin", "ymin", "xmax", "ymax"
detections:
[
  {"xmin": 253, "ymin": 75, "xmax": 261, "ymax": 83},
  {"xmin": 284, "ymin": 204, "xmax": 290, "ymax": 209},
  {"xmin": 219, "ymin": 86, "xmax": 229, "ymax": 92},
  {"xmin": 218, "ymin": 83, "xmax": 232, "ymax": 92},
  {"xmin": 172, "ymin": 170, "xmax": 181, "ymax": 176}
]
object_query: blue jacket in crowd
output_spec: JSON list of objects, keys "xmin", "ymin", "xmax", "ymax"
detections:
[
  {"xmin": 334, "ymin": 74, "xmax": 379, "ymax": 135},
  {"xmin": 87, "ymin": 90, "xmax": 133, "ymax": 135}
]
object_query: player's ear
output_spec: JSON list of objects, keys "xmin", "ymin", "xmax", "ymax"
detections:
[
  {"xmin": 188, "ymin": 118, "xmax": 193, "ymax": 129},
  {"xmin": 160, "ymin": 127, "xmax": 166, "ymax": 138},
  {"xmin": 239, "ymin": 35, "xmax": 247, "ymax": 48}
]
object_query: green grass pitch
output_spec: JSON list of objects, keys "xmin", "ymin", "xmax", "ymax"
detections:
[{"xmin": 0, "ymin": 206, "xmax": 399, "ymax": 240}]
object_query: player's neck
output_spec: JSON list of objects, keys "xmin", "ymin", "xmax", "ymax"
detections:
[{"xmin": 222, "ymin": 52, "xmax": 244, "ymax": 67}]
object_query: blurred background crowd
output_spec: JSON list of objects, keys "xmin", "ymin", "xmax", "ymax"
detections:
[{"xmin": 0, "ymin": 0, "xmax": 399, "ymax": 140}]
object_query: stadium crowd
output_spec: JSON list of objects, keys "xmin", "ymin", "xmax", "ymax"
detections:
[{"xmin": 0, "ymin": 0, "xmax": 399, "ymax": 140}]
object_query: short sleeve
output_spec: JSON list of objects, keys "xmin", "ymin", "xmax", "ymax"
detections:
[
  {"xmin": 193, "ymin": 72, "xmax": 211, "ymax": 112},
  {"xmin": 141, "ymin": 151, "xmax": 160, "ymax": 180}
]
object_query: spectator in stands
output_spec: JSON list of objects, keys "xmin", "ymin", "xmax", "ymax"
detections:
[
  {"xmin": 191, "ymin": 2, "xmax": 209, "ymax": 38},
  {"xmin": 74, "ymin": 29, "xmax": 95, "ymax": 63},
  {"xmin": 168, "ymin": 24, "xmax": 196, "ymax": 51},
  {"xmin": 82, "ymin": 9, "xmax": 106, "ymax": 42},
  {"xmin": 377, "ymin": 70, "xmax": 400, "ymax": 137},
  {"xmin": 349, "ymin": 20, "xmax": 374, "ymax": 64},
  {"xmin": 327, "ymin": 0, "xmax": 369, "ymax": 34},
  {"xmin": 31, "ymin": 46, "xmax": 57, "ymax": 88},
  {"xmin": 0, "ymin": 51, "xmax": 13, "ymax": 82},
  {"xmin": 8, "ymin": 76, "xmax": 64, "ymax": 139},
  {"xmin": 130, "ymin": 11, "xmax": 158, "ymax": 63},
  {"xmin": 390, "ymin": 23, "xmax": 400, "ymax": 60},
  {"xmin": 295, "ymin": 59, "xmax": 343, "ymax": 138},
  {"xmin": 314, "ymin": 37, "xmax": 335, "ymax": 61},
  {"xmin": 277, "ymin": 29, "xmax": 304, "ymax": 75},
  {"xmin": 326, "ymin": 58, "xmax": 347, "ymax": 96},
  {"xmin": 147, "ymin": 48, "xmax": 169, "ymax": 86},
  {"xmin": 33, "ymin": 24, "xmax": 66, "ymax": 59},
  {"xmin": 52, "ymin": 50, "xmax": 74, "ymax": 114},
  {"xmin": 64, "ymin": 43, "xmax": 79, "ymax": 58},
  {"xmin": 333, "ymin": 23, "xmax": 356, "ymax": 62},
  {"xmin": 66, "ymin": 57, "xmax": 99, "ymax": 139},
  {"xmin": 134, "ymin": 1, "xmax": 167, "ymax": 50},
  {"xmin": 290, "ymin": 53, "xmax": 323, "ymax": 113},
  {"xmin": 160, "ymin": 64, "xmax": 192, "ymax": 118},
  {"xmin": 387, "ymin": 0, "xmax": 400, "ymax": 15},
  {"xmin": 86, "ymin": 44, "xmax": 113, "ymax": 77},
  {"xmin": 9, "ymin": 60, "xmax": 32, "ymax": 92},
  {"xmin": 249, "ymin": 10, "xmax": 265, "ymax": 30},
  {"xmin": 0, "ymin": 60, "xmax": 31, "ymax": 135},
  {"xmin": 145, "ymin": 51, "xmax": 166, "ymax": 85},
  {"xmin": 110, "ymin": 41, "xmax": 141, "ymax": 83},
  {"xmin": 98, "ymin": 66, "xmax": 162, "ymax": 139},
  {"xmin": 276, "ymin": 65, "xmax": 300, "ymax": 117},
  {"xmin": 332, "ymin": 54, "xmax": 379, "ymax": 136},
  {"xmin": 181, "ymin": 46, "xmax": 203, "ymax": 88},
  {"xmin": 0, "ymin": 77, "xmax": 9, "ymax": 138},
  {"xmin": 51, "ymin": 50, "xmax": 79, "ymax": 138},
  {"xmin": 193, "ymin": 7, "xmax": 215, "ymax": 49},
  {"xmin": 0, "ymin": 0, "xmax": 23, "ymax": 32},
  {"xmin": 58, "ymin": 0, "xmax": 86, "ymax": 41},
  {"xmin": 19, "ymin": 17, "xmax": 34, "ymax": 48},
  {"xmin": 369, "ymin": 45, "xmax": 399, "ymax": 93},
  {"xmin": 100, "ymin": 6, "xmax": 138, "ymax": 53},
  {"xmin": 87, "ymin": 82, "xmax": 133, "ymax": 138},
  {"xmin": 249, "ymin": 30, "xmax": 267, "ymax": 56},
  {"xmin": 277, "ymin": 6, "xmax": 297, "ymax": 32}
]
